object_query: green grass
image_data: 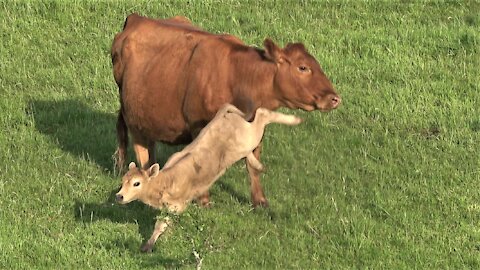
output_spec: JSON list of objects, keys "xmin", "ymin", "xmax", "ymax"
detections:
[{"xmin": 1, "ymin": 0, "xmax": 479, "ymax": 268}]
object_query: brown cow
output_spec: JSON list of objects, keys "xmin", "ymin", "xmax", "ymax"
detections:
[
  {"xmin": 111, "ymin": 13, "xmax": 341, "ymax": 207},
  {"xmin": 116, "ymin": 104, "xmax": 302, "ymax": 252}
]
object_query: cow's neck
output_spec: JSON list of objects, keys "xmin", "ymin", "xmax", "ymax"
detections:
[{"xmin": 232, "ymin": 51, "xmax": 282, "ymax": 111}]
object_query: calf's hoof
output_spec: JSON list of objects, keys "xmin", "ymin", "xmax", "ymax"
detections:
[{"xmin": 140, "ymin": 244, "xmax": 154, "ymax": 253}]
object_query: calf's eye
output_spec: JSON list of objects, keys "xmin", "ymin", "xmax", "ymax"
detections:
[{"xmin": 133, "ymin": 182, "xmax": 140, "ymax": 187}]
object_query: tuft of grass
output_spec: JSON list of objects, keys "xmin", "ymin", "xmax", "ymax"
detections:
[{"xmin": 1, "ymin": 0, "xmax": 479, "ymax": 269}]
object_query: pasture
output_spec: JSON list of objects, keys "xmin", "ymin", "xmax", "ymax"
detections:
[{"xmin": 0, "ymin": 0, "xmax": 479, "ymax": 268}]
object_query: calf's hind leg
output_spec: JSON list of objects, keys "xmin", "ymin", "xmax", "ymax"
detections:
[
  {"xmin": 246, "ymin": 143, "xmax": 268, "ymax": 208},
  {"xmin": 246, "ymin": 152, "xmax": 264, "ymax": 172}
]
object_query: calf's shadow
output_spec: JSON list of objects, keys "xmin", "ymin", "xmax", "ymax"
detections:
[
  {"xmin": 74, "ymin": 191, "xmax": 158, "ymax": 244},
  {"xmin": 74, "ymin": 194, "xmax": 194, "ymax": 267}
]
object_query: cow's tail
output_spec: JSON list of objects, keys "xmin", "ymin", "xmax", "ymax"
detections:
[{"xmin": 114, "ymin": 109, "xmax": 128, "ymax": 175}]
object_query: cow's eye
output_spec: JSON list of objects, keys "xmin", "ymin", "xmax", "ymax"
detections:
[
  {"xmin": 298, "ymin": 66, "xmax": 310, "ymax": 73},
  {"xmin": 133, "ymin": 182, "xmax": 140, "ymax": 187}
]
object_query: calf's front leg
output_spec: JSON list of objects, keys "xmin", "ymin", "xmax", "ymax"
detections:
[
  {"xmin": 190, "ymin": 124, "xmax": 213, "ymax": 207},
  {"xmin": 140, "ymin": 217, "xmax": 171, "ymax": 253}
]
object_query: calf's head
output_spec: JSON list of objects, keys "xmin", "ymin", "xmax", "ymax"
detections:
[
  {"xmin": 116, "ymin": 162, "xmax": 160, "ymax": 204},
  {"xmin": 264, "ymin": 38, "xmax": 341, "ymax": 112}
]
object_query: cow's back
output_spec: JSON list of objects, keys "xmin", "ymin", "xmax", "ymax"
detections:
[{"xmin": 112, "ymin": 13, "xmax": 207, "ymax": 88}]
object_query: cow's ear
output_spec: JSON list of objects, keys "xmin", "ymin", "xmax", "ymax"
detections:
[
  {"xmin": 264, "ymin": 38, "xmax": 284, "ymax": 64},
  {"xmin": 128, "ymin": 162, "xmax": 136, "ymax": 170},
  {"xmin": 147, "ymin": 163, "xmax": 160, "ymax": 178}
]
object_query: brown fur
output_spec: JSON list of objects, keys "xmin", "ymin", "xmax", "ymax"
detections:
[
  {"xmin": 112, "ymin": 13, "xmax": 341, "ymax": 207},
  {"xmin": 116, "ymin": 104, "xmax": 302, "ymax": 252}
]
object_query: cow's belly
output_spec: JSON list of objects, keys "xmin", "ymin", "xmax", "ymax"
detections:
[
  {"xmin": 120, "ymin": 60, "xmax": 196, "ymax": 144},
  {"xmin": 125, "ymin": 112, "xmax": 192, "ymax": 144},
  {"xmin": 122, "ymin": 86, "xmax": 193, "ymax": 144}
]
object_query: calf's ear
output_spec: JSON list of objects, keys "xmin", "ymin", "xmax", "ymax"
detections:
[
  {"xmin": 264, "ymin": 38, "xmax": 284, "ymax": 64},
  {"xmin": 128, "ymin": 162, "xmax": 136, "ymax": 170},
  {"xmin": 148, "ymin": 163, "xmax": 160, "ymax": 178}
]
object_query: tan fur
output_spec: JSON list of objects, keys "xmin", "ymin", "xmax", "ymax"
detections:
[{"xmin": 116, "ymin": 104, "xmax": 302, "ymax": 252}]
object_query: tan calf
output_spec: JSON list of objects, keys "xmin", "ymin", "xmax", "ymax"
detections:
[{"xmin": 116, "ymin": 104, "xmax": 302, "ymax": 252}]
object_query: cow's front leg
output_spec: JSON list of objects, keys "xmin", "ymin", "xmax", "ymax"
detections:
[
  {"xmin": 132, "ymin": 135, "xmax": 155, "ymax": 170},
  {"xmin": 147, "ymin": 141, "xmax": 156, "ymax": 168},
  {"xmin": 140, "ymin": 217, "xmax": 171, "ymax": 253},
  {"xmin": 246, "ymin": 143, "xmax": 268, "ymax": 208},
  {"xmin": 196, "ymin": 193, "xmax": 211, "ymax": 207}
]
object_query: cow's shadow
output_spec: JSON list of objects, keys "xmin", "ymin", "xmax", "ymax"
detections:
[
  {"xmin": 30, "ymin": 98, "xmax": 183, "ymax": 173},
  {"xmin": 30, "ymin": 99, "xmax": 120, "ymax": 172}
]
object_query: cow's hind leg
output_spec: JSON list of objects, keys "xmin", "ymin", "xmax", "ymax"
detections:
[
  {"xmin": 140, "ymin": 217, "xmax": 171, "ymax": 253},
  {"xmin": 115, "ymin": 111, "xmax": 128, "ymax": 174},
  {"xmin": 246, "ymin": 143, "xmax": 268, "ymax": 208}
]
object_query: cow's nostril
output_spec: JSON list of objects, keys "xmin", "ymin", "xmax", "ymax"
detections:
[
  {"xmin": 331, "ymin": 96, "xmax": 341, "ymax": 107},
  {"xmin": 116, "ymin": 194, "xmax": 124, "ymax": 202}
]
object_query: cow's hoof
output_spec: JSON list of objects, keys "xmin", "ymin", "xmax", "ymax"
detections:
[
  {"xmin": 253, "ymin": 198, "xmax": 269, "ymax": 208},
  {"xmin": 140, "ymin": 244, "xmax": 153, "ymax": 253},
  {"xmin": 197, "ymin": 198, "xmax": 212, "ymax": 208},
  {"xmin": 199, "ymin": 201, "xmax": 212, "ymax": 208}
]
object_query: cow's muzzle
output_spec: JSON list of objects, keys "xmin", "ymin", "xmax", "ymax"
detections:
[
  {"xmin": 316, "ymin": 93, "xmax": 341, "ymax": 111},
  {"xmin": 331, "ymin": 95, "xmax": 341, "ymax": 109}
]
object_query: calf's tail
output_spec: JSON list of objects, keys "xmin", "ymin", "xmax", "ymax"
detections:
[
  {"xmin": 114, "ymin": 110, "xmax": 128, "ymax": 174},
  {"xmin": 260, "ymin": 109, "xmax": 303, "ymax": 126}
]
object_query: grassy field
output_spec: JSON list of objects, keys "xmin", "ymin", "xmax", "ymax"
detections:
[{"xmin": 1, "ymin": 0, "xmax": 479, "ymax": 268}]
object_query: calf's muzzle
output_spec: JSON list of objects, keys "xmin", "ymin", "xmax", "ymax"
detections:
[{"xmin": 115, "ymin": 193, "xmax": 124, "ymax": 203}]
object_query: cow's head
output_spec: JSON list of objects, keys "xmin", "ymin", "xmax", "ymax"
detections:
[
  {"xmin": 116, "ymin": 162, "xmax": 160, "ymax": 204},
  {"xmin": 264, "ymin": 38, "xmax": 341, "ymax": 112}
]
